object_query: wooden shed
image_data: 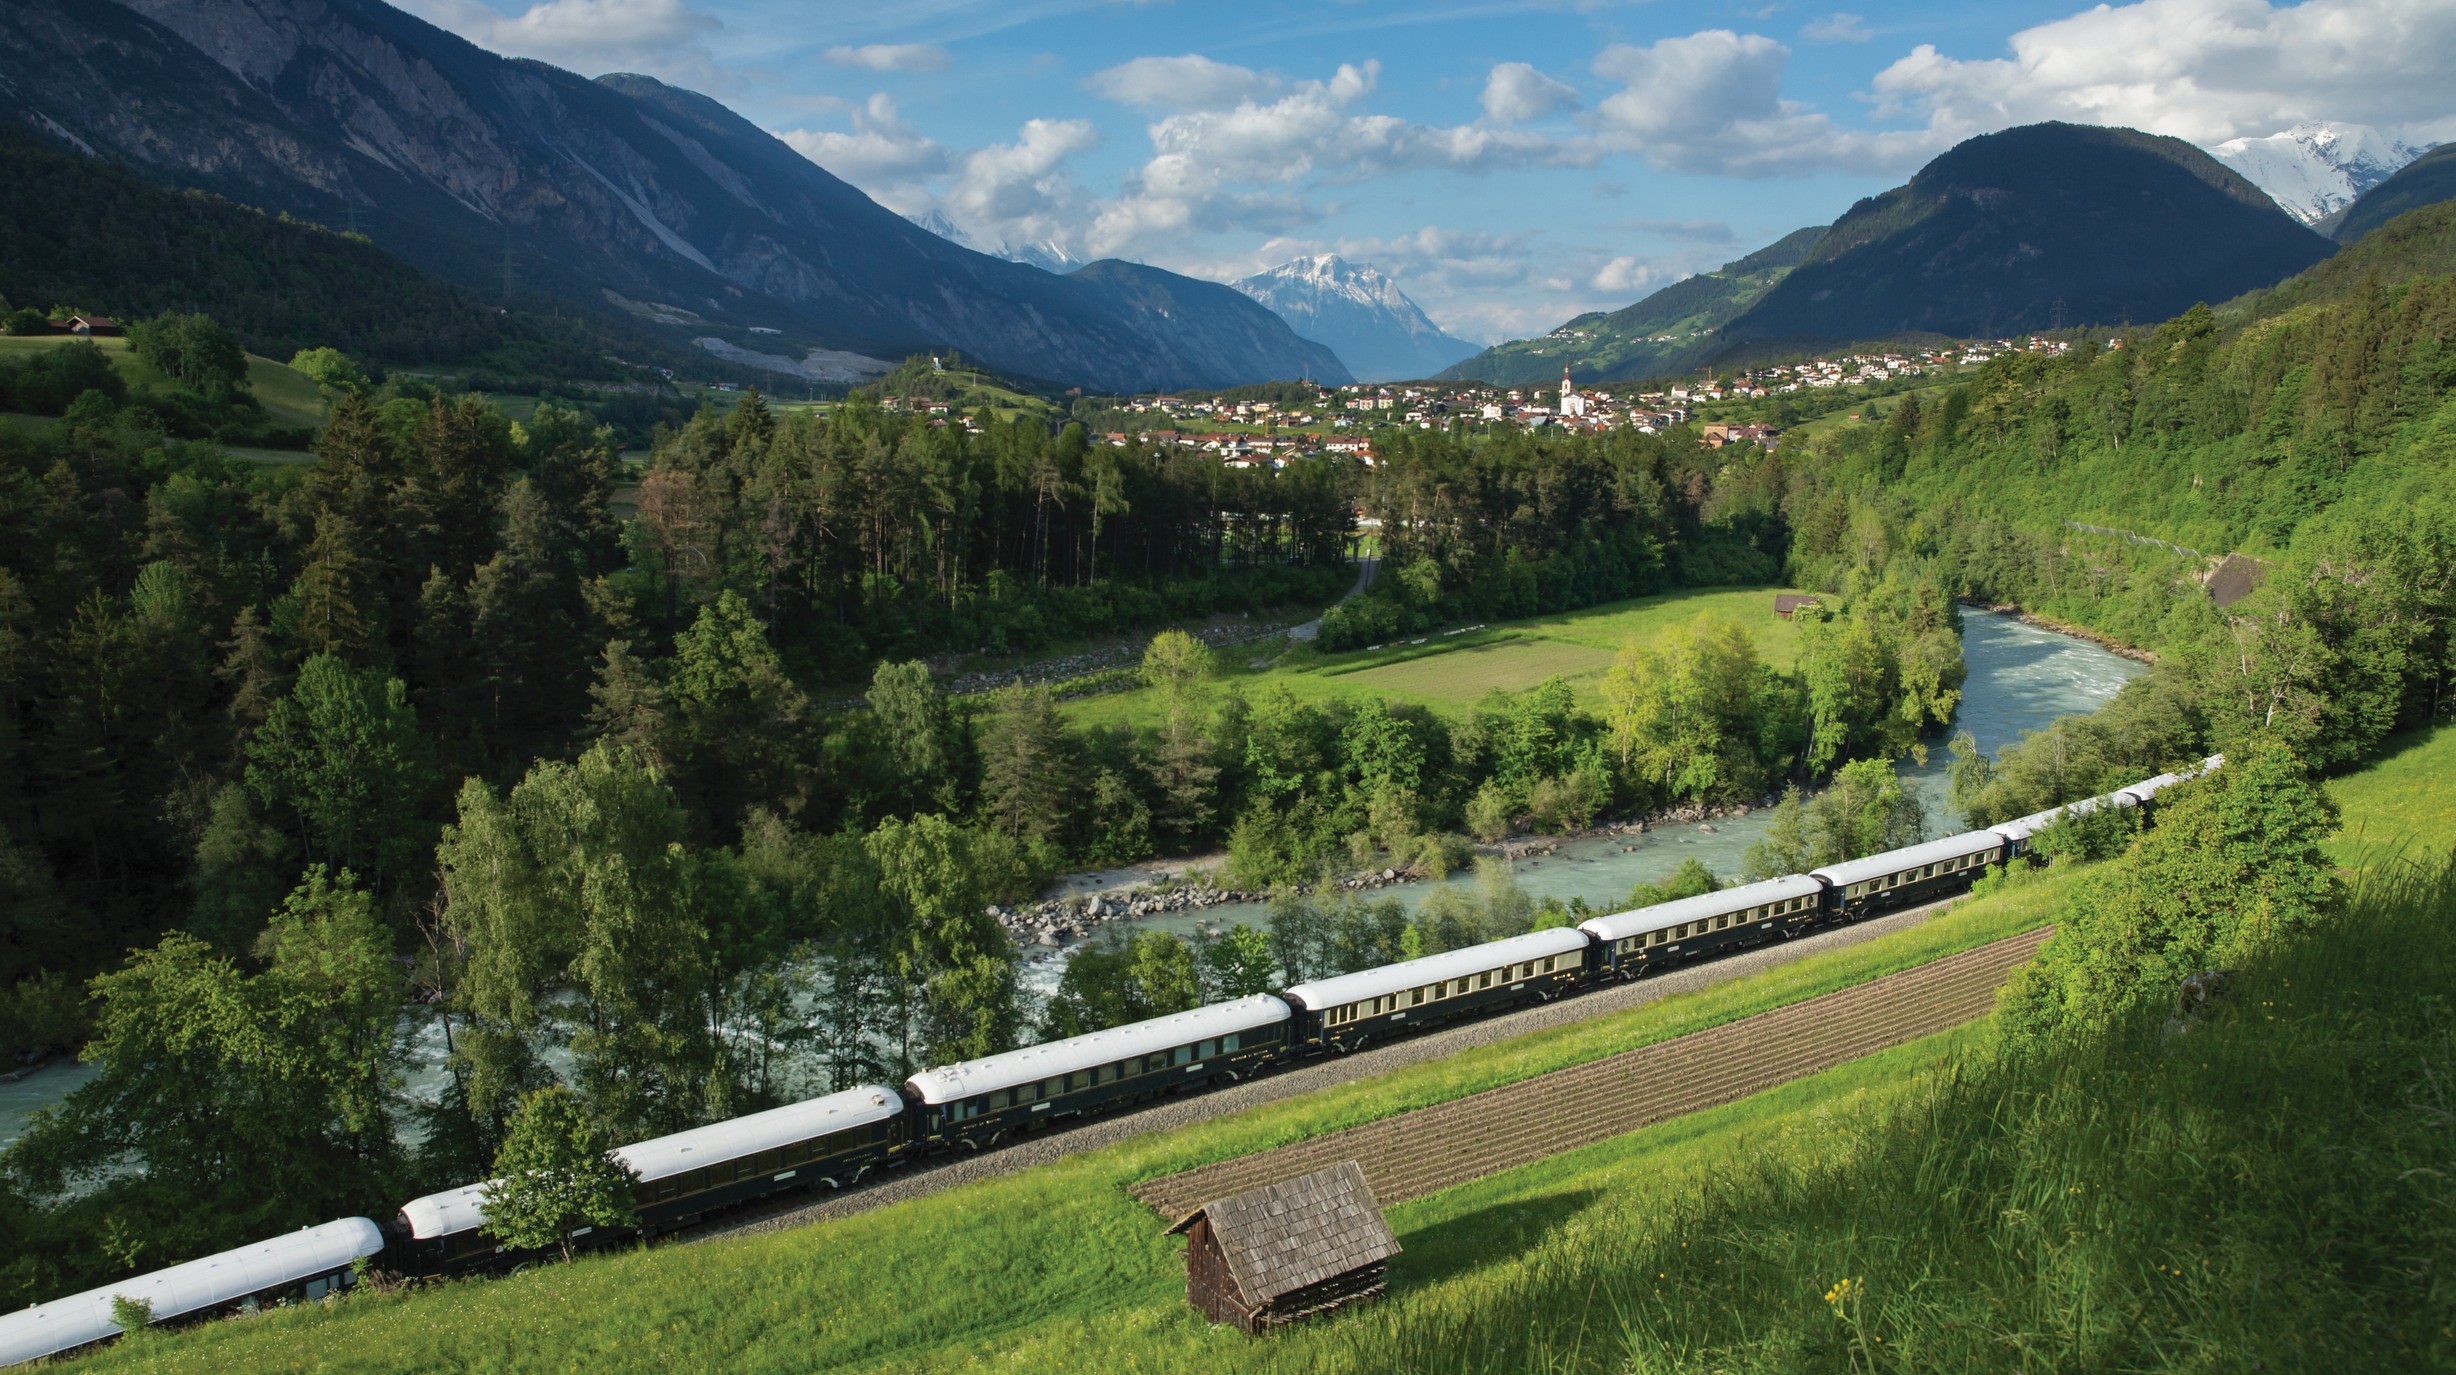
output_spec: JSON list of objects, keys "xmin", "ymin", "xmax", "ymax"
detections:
[
  {"xmin": 1773, "ymin": 593, "xmax": 1823, "ymax": 619},
  {"xmin": 1165, "ymin": 1161, "xmax": 1399, "ymax": 1333}
]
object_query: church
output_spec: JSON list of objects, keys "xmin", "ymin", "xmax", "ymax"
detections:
[{"xmin": 1558, "ymin": 365, "xmax": 1589, "ymax": 420}]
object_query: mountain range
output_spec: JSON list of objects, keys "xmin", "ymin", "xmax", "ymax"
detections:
[
  {"xmin": 0, "ymin": 0, "xmax": 1345, "ymax": 393},
  {"xmin": 1226, "ymin": 256, "xmax": 1479, "ymax": 383},
  {"xmin": 1449, "ymin": 122, "xmax": 2338, "ymax": 384},
  {"xmin": 904, "ymin": 211, "xmax": 1083, "ymax": 276},
  {"xmin": 2212, "ymin": 122, "xmax": 2427, "ymax": 225},
  {"xmin": 2320, "ymin": 142, "xmax": 2456, "ymax": 244}
]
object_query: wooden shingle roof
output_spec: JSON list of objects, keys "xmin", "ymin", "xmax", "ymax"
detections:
[{"xmin": 1166, "ymin": 1161, "xmax": 1398, "ymax": 1304}]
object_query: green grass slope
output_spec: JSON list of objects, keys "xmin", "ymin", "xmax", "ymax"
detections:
[
  {"xmin": 60, "ymin": 871, "xmax": 2077, "ymax": 1374},
  {"xmin": 1441, "ymin": 228, "xmax": 1824, "ymax": 387},
  {"xmin": 2321, "ymin": 142, "xmax": 2456, "ymax": 244},
  {"xmin": 0, "ymin": 335, "xmax": 326, "ymax": 429}
]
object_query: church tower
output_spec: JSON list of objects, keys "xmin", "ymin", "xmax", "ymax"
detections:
[{"xmin": 1559, "ymin": 365, "xmax": 1587, "ymax": 419}]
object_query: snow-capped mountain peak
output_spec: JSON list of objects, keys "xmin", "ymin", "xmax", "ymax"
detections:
[
  {"xmin": 1230, "ymin": 256, "xmax": 1478, "ymax": 382},
  {"xmin": 904, "ymin": 210, "xmax": 1081, "ymax": 274},
  {"xmin": 2211, "ymin": 121, "xmax": 2427, "ymax": 225}
]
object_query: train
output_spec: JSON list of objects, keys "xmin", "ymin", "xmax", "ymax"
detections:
[{"xmin": 0, "ymin": 756, "xmax": 2219, "ymax": 1366}]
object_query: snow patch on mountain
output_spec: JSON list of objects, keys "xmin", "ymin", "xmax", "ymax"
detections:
[
  {"xmin": 2211, "ymin": 122, "xmax": 2428, "ymax": 224},
  {"xmin": 905, "ymin": 209, "xmax": 1080, "ymax": 274},
  {"xmin": 1231, "ymin": 255, "xmax": 1479, "ymax": 382}
]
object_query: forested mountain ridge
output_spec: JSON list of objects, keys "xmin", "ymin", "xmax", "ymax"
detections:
[
  {"xmin": 0, "ymin": 127, "xmax": 668, "ymax": 381},
  {"xmin": 0, "ymin": 0, "xmax": 1338, "ymax": 393},
  {"xmin": 1442, "ymin": 227, "xmax": 1824, "ymax": 386},
  {"xmin": 2319, "ymin": 142, "xmax": 2456, "ymax": 244},
  {"xmin": 1717, "ymin": 123, "xmax": 2335, "ymax": 348}
]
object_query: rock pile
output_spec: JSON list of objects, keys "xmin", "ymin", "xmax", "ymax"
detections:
[{"xmin": 990, "ymin": 884, "xmax": 1261, "ymax": 947}]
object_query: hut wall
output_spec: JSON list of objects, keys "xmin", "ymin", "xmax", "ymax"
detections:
[
  {"xmin": 1253, "ymin": 1263, "xmax": 1390, "ymax": 1329},
  {"xmin": 1183, "ymin": 1220, "xmax": 1255, "ymax": 1331}
]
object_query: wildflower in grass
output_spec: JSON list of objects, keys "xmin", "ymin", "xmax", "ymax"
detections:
[{"xmin": 1822, "ymin": 1276, "xmax": 1859, "ymax": 1311}]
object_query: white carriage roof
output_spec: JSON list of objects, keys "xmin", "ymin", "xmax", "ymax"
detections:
[
  {"xmin": 1812, "ymin": 830, "xmax": 2005, "ymax": 887},
  {"xmin": 399, "ymin": 1180, "xmax": 493, "ymax": 1241},
  {"xmin": 1279, "ymin": 927, "xmax": 1591, "ymax": 1011},
  {"xmin": 2118, "ymin": 772, "xmax": 2184, "ymax": 802},
  {"xmin": 616, "ymin": 1085, "xmax": 903, "ymax": 1185},
  {"xmin": 904, "ymin": 996, "xmax": 1291, "ymax": 1106},
  {"xmin": 1578, "ymin": 873, "xmax": 1825, "ymax": 943},
  {"xmin": 1989, "ymin": 806, "xmax": 2069, "ymax": 842},
  {"xmin": 0, "ymin": 1217, "xmax": 383, "ymax": 1367}
]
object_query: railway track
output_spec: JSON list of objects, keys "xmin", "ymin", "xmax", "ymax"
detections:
[
  {"xmin": 694, "ymin": 899, "xmax": 2022, "ymax": 1243},
  {"xmin": 1132, "ymin": 927, "xmax": 2048, "ymax": 1219}
]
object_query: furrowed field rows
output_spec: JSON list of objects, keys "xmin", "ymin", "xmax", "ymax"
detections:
[{"xmin": 1133, "ymin": 928, "xmax": 2049, "ymax": 1218}]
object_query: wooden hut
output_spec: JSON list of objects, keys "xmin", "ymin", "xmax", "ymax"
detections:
[
  {"xmin": 1773, "ymin": 593, "xmax": 1822, "ymax": 619},
  {"xmin": 1166, "ymin": 1161, "xmax": 1399, "ymax": 1334}
]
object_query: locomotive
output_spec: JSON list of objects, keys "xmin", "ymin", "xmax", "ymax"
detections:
[{"xmin": 0, "ymin": 757, "xmax": 2217, "ymax": 1366}]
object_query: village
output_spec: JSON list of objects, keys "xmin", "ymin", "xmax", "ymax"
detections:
[{"xmin": 870, "ymin": 332, "xmax": 2082, "ymax": 469}]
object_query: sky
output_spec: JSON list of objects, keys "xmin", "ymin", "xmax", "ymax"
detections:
[{"xmin": 393, "ymin": 0, "xmax": 2456, "ymax": 343}]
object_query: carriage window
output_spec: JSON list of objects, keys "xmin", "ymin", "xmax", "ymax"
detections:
[
  {"xmin": 1173, "ymin": 1045, "xmax": 1196, "ymax": 1065},
  {"xmin": 1480, "ymin": 970, "xmax": 1495, "ymax": 988},
  {"xmin": 1411, "ymin": 987, "xmax": 1428, "ymax": 1006}
]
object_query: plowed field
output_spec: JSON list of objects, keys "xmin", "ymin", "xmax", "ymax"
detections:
[{"xmin": 1133, "ymin": 927, "xmax": 2048, "ymax": 1219}]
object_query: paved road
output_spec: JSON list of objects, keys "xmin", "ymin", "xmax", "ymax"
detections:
[{"xmin": 699, "ymin": 895, "xmax": 1987, "ymax": 1243}]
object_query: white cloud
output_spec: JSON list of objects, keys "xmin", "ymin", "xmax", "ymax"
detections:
[
  {"xmin": 1802, "ymin": 13, "xmax": 1872, "ymax": 44},
  {"xmin": 1870, "ymin": 0, "xmax": 2456, "ymax": 147},
  {"xmin": 940, "ymin": 119, "xmax": 1102, "ymax": 246},
  {"xmin": 1481, "ymin": 62, "xmax": 1580, "ymax": 124},
  {"xmin": 1590, "ymin": 30, "xmax": 1940, "ymax": 176},
  {"xmin": 823, "ymin": 44, "xmax": 951, "ymax": 73},
  {"xmin": 778, "ymin": 94, "xmax": 951, "ymax": 210},
  {"xmin": 1086, "ymin": 60, "xmax": 1591, "ymax": 257},
  {"xmin": 395, "ymin": 0, "xmax": 724, "ymax": 85},
  {"xmin": 1084, "ymin": 54, "xmax": 1276, "ymax": 111},
  {"xmin": 1588, "ymin": 256, "xmax": 1671, "ymax": 294}
]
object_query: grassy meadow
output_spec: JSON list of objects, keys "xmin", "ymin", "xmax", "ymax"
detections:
[
  {"xmin": 2323, "ymin": 723, "xmax": 2456, "ymax": 876},
  {"xmin": 1061, "ymin": 583, "xmax": 1806, "ymax": 731},
  {"xmin": 0, "ymin": 333, "xmax": 328, "ymax": 432},
  {"xmin": 64, "ymin": 868, "xmax": 2074, "ymax": 1374}
]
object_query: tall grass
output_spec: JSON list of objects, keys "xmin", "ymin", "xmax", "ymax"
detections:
[{"xmin": 1309, "ymin": 860, "xmax": 2456, "ymax": 1373}]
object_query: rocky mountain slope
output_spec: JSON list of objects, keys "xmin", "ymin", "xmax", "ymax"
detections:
[
  {"xmin": 0, "ymin": 0, "xmax": 1336, "ymax": 393},
  {"xmin": 2319, "ymin": 143, "xmax": 2456, "ymax": 244},
  {"xmin": 1228, "ymin": 256, "xmax": 1476, "ymax": 382},
  {"xmin": 1440, "ymin": 228, "xmax": 1823, "ymax": 386},
  {"xmin": 1716, "ymin": 123, "xmax": 2334, "ymax": 349},
  {"xmin": 2211, "ymin": 122, "xmax": 2425, "ymax": 225}
]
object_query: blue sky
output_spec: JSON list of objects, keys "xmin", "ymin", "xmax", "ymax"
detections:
[{"xmin": 397, "ymin": 0, "xmax": 2456, "ymax": 341}]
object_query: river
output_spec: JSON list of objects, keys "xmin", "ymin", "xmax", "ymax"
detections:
[
  {"xmin": 1011, "ymin": 607, "xmax": 2143, "ymax": 988},
  {"xmin": 0, "ymin": 608, "xmax": 2140, "ymax": 1149}
]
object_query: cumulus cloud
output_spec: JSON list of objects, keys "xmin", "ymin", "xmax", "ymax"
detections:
[
  {"xmin": 1590, "ymin": 30, "xmax": 1939, "ymax": 176},
  {"xmin": 1084, "ymin": 54, "xmax": 1276, "ymax": 111},
  {"xmin": 778, "ymin": 94, "xmax": 951, "ymax": 210},
  {"xmin": 1481, "ymin": 62, "xmax": 1580, "ymax": 124},
  {"xmin": 1802, "ymin": 12, "xmax": 1872, "ymax": 44},
  {"xmin": 1588, "ymin": 256, "xmax": 1671, "ymax": 294},
  {"xmin": 823, "ymin": 44, "xmax": 951, "ymax": 73},
  {"xmin": 395, "ymin": 0, "xmax": 724, "ymax": 85},
  {"xmin": 1869, "ymin": 0, "xmax": 2456, "ymax": 146},
  {"xmin": 1085, "ymin": 60, "xmax": 1591, "ymax": 257}
]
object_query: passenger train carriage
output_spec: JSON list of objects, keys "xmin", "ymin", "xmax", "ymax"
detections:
[
  {"xmin": 1578, "ymin": 873, "xmax": 1824, "ymax": 976},
  {"xmin": 394, "ymin": 1084, "xmax": 909, "ymax": 1275},
  {"xmin": 1814, "ymin": 831, "xmax": 2006, "ymax": 918},
  {"xmin": 905, "ymin": 996, "xmax": 1292, "ymax": 1151},
  {"xmin": 0, "ymin": 757, "xmax": 2227, "ymax": 1366},
  {"xmin": 1280, "ymin": 927, "xmax": 1589, "ymax": 1050},
  {"xmin": 0, "ymin": 1218, "xmax": 383, "ymax": 1367}
]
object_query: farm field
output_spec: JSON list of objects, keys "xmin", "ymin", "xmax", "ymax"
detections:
[
  {"xmin": 1061, "ymin": 583, "xmax": 1805, "ymax": 731},
  {"xmin": 58, "ymin": 869, "xmax": 2074, "ymax": 1374}
]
